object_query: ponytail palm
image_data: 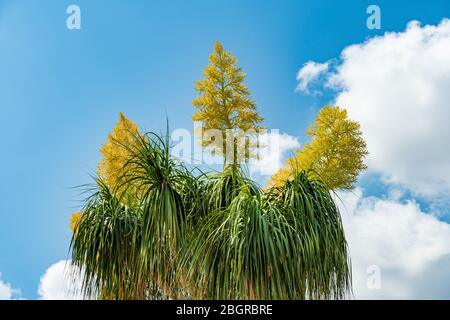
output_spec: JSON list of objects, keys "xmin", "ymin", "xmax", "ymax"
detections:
[
  {"xmin": 70, "ymin": 179, "xmax": 143, "ymax": 299},
  {"xmin": 72, "ymin": 132, "xmax": 196, "ymax": 299},
  {"xmin": 268, "ymin": 171, "xmax": 351, "ymax": 299},
  {"xmin": 71, "ymin": 132, "xmax": 351, "ymax": 300},
  {"xmin": 179, "ymin": 168, "xmax": 350, "ymax": 299},
  {"xmin": 121, "ymin": 133, "xmax": 188, "ymax": 297}
]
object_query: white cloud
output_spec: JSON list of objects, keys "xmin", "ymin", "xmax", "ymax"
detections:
[
  {"xmin": 38, "ymin": 260, "xmax": 93, "ymax": 300},
  {"xmin": 293, "ymin": 18, "xmax": 450, "ymax": 299},
  {"xmin": 0, "ymin": 274, "xmax": 14, "ymax": 300},
  {"xmin": 337, "ymin": 188, "xmax": 450, "ymax": 299},
  {"xmin": 326, "ymin": 19, "xmax": 450, "ymax": 200},
  {"xmin": 296, "ymin": 61, "xmax": 329, "ymax": 93},
  {"xmin": 249, "ymin": 131, "xmax": 300, "ymax": 177}
]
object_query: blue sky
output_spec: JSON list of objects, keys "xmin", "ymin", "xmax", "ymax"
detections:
[{"xmin": 0, "ymin": 0, "xmax": 449, "ymax": 299}]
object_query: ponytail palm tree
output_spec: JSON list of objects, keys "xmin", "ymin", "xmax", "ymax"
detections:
[
  {"xmin": 266, "ymin": 171, "xmax": 351, "ymax": 299},
  {"xmin": 179, "ymin": 168, "xmax": 350, "ymax": 299},
  {"xmin": 70, "ymin": 42, "xmax": 356, "ymax": 299},
  {"xmin": 71, "ymin": 132, "xmax": 198, "ymax": 299},
  {"xmin": 71, "ymin": 131, "xmax": 351, "ymax": 300},
  {"xmin": 70, "ymin": 179, "xmax": 143, "ymax": 299}
]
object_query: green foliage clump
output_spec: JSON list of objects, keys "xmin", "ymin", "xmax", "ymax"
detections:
[{"xmin": 71, "ymin": 128, "xmax": 351, "ymax": 300}]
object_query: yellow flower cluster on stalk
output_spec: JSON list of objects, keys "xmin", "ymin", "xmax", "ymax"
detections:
[
  {"xmin": 97, "ymin": 112, "xmax": 141, "ymax": 196},
  {"xmin": 70, "ymin": 211, "xmax": 82, "ymax": 233},
  {"xmin": 192, "ymin": 41, "xmax": 264, "ymax": 165},
  {"xmin": 268, "ymin": 106, "xmax": 368, "ymax": 190},
  {"xmin": 70, "ymin": 113, "xmax": 141, "ymax": 233}
]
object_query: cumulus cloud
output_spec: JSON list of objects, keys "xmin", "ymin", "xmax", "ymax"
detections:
[
  {"xmin": 336, "ymin": 189, "xmax": 450, "ymax": 299},
  {"xmin": 326, "ymin": 19, "xmax": 450, "ymax": 200},
  {"xmin": 0, "ymin": 274, "xmax": 15, "ymax": 300},
  {"xmin": 292, "ymin": 18, "xmax": 450, "ymax": 299},
  {"xmin": 296, "ymin": 61, "xmax": 329, "ymax": 93},
  {"xmin": 38, "ymin": 260, "xmax": 93, "ymax": 300},
  {"xmin": 249, "ymin": 131, "xmax": 300, "ymax": 177}
]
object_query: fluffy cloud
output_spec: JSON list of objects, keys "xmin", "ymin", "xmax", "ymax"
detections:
[
  {"xmin": 0, "ymin": 274, "xmax": 14, "ymax": 300},
  {"xmin": 249, "ymin": 131, "xmax": 300, "ymax": 178},
  {"xmin": 38, "ymin": 260, "xmax": 93, "ymax": 300},
  {"xmin": 296, "ymin": 61, "xmax": 329, "ymax": 93},
  {"xmin": 337, "ymin": 189, "xmax": 450, "ymax": 299},
  {"xmin": 326, "ymin": 19, "xmax": 450, "ymax": 200},
  {"xmin": 293, "ymin": 19, "xmax": 450, "ymax": 299},
  {"xmin": 278, "ymin": 22, "xmax": 450, "ymax": 297}
]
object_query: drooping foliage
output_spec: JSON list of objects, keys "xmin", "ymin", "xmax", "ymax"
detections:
[
  {"xmin": 71, "ymin": 129, "xmax": 351, "ymax": 300},
  {"xmin": 70, "ymin": 179, "xmax": 143, "ymax": 299},
  {"xmin": 179, "ymin": 169, "xmax": 350, "ymax": 299},
  {"xmin": 72, "ymin": 130, "xmax": 200, "ymax": 300},
  {"xmin": 265, "ymin": 172, "xmax": 351, "ymax": 299}
]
